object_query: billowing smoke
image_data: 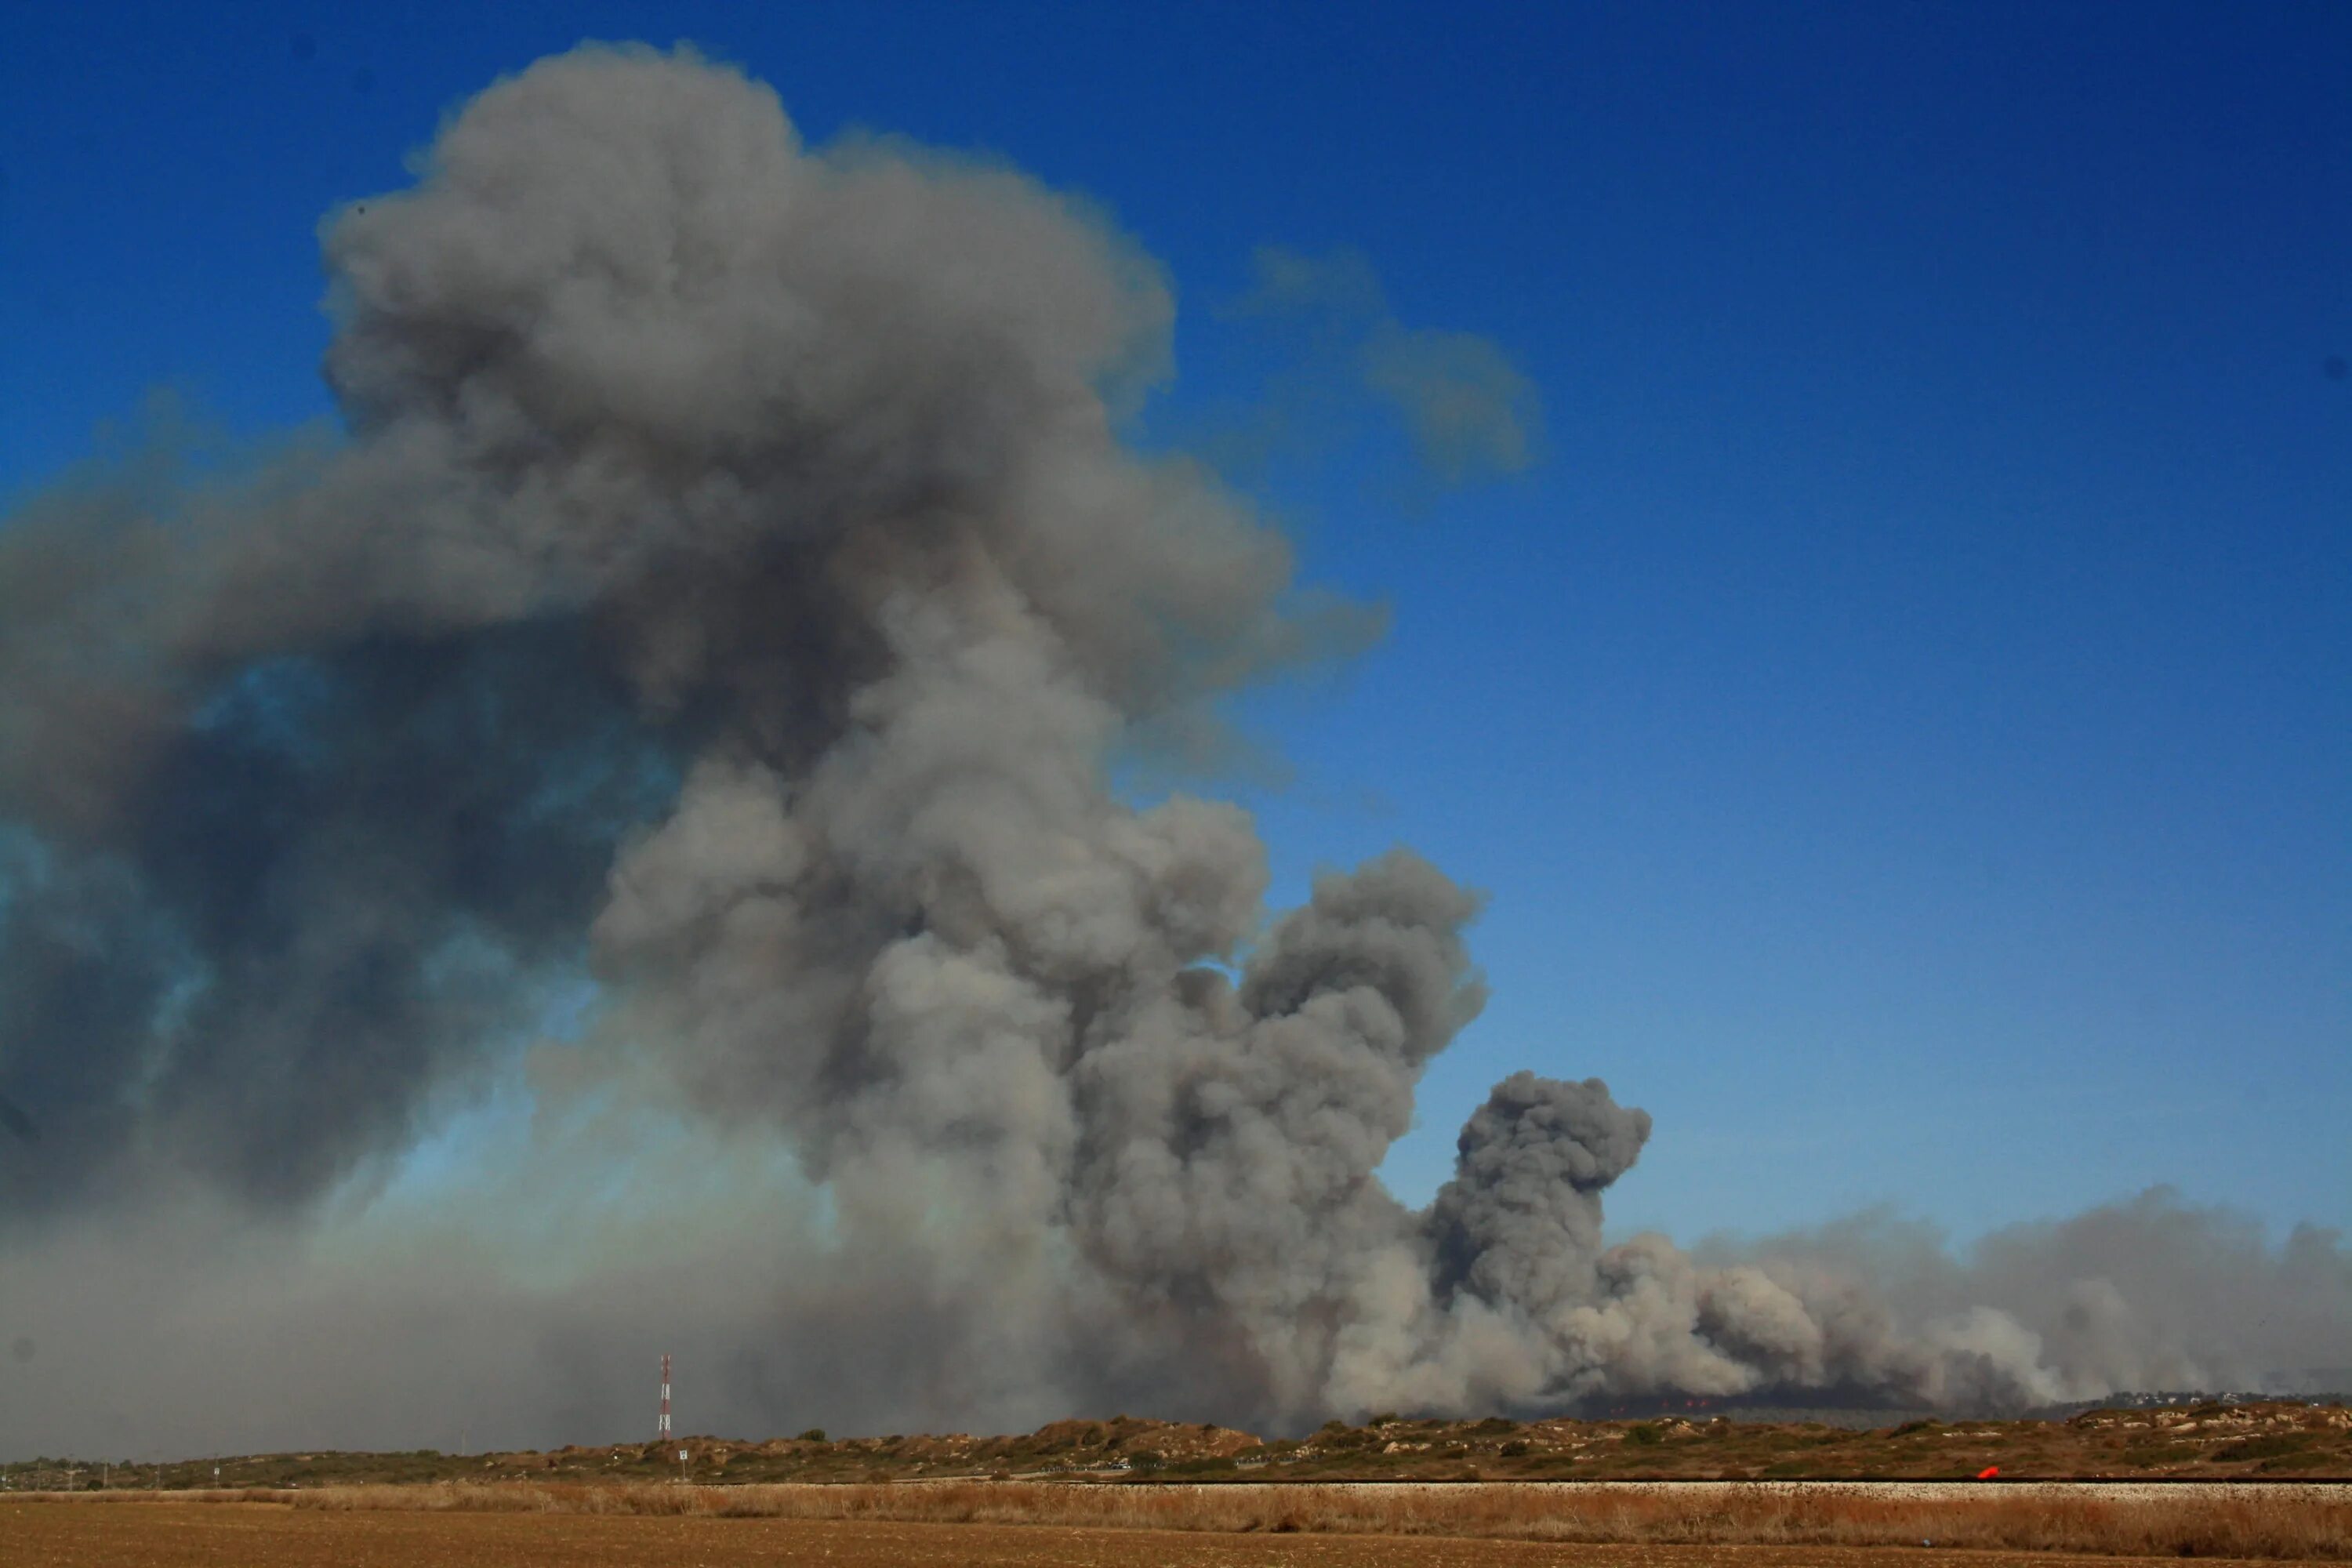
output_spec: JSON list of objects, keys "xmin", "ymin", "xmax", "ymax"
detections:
[{"xmin": 0, "ymin": 45, "xmax": 2343, "ymax": 1454}]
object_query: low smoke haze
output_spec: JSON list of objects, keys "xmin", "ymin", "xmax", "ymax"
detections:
[{"xmin": 2, "ymin": 28, "xmax": 2346, "ymax": 1461}]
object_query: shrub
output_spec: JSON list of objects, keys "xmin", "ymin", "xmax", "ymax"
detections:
[
  {"xmin": 2212, "ymin": 1436, "xmax": 2310, "ymax": 1464},
  {"xmin": 2121, "ymin": 1441, "xmax": 2198, "ymax": 1467},
  {"xmin": 2262, "ymin": 1450, "xmax": 2337, "ymax": 1472},
  {"xmin": 796, "ymin": 1430, "xmax": 826, "ymax": 1444}
]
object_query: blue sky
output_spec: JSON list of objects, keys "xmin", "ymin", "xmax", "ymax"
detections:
[{"xmin": 3, "ymin": 1, "xmax": 2346, "ymax": 1247}]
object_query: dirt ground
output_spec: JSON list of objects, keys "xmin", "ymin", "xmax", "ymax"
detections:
[{"xmin": 0, "ymin": 1502, "xmax": 2295, "ymax": 1568}]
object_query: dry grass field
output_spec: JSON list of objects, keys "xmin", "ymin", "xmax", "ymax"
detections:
[
  {"xmin": 0, "ymin": 1499, "xmax": 2326, "ymax": 1568},
  {"xmin": 4, "ymin": 1481, "xmax": 2347, "ymax": 1565}
]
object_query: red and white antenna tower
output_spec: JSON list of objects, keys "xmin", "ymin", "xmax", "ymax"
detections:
[{"xmin": 658, "ymin": 1354, "xmax": 672, "ymax": 1444}]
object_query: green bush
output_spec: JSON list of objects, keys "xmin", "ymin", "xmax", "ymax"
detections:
[
  {"xmin": 2208, "ymin": 1434, "xmax": 2309, "ymax": 1463},
  {"xmin": 2120, "ymin": 1440, "xmax": 2198, "ymax": 1466},
  {"xmin": 797, "ymin": 1429, "xmax": 826, "ymax": 1443},
  {"xmin": 1628, "ymin": 1423, "xmax": 1665, "ymax": 1446},
  {"xmin": 2259, "ymin": 1450, "xmax": 2336, "ymax": 1472}
]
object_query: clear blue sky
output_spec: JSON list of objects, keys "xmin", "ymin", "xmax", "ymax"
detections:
[{"xmin": 3, "ymin": 2, "xmax": 2346, "ymax": 1248}]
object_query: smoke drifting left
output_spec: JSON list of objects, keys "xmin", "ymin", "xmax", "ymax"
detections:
[{"xmin": 1, "ymin": 45, "xmax": 2343, "ymax": 1460}]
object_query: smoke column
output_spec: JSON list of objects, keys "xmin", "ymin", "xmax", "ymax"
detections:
[{"xmin": 1, "ymin": 45, "xmax": 2343, "ymax": 1448}]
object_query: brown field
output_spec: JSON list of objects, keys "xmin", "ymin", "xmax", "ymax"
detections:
[
  {"xmin": 0, "ymin": 1499, "xmax": 2325, "ymax": 1568},
  {"xmin": 4, "ymin": 1480, "xmax": 2347, "ymax": 1564}
]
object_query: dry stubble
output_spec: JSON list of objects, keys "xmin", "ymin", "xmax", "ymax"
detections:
[{"xmin": 0, "ymin": 1501, "xmax": 2314, "ymax": 1568}]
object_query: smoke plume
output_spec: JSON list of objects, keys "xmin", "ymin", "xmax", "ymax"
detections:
[{"xmin": 0, "ymin": 45, "xmax": 2343, "ymax": 1454}]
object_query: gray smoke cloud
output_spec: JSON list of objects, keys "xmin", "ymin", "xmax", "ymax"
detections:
[
  {"xmin": 1213, "ymin": 245, "xmax": 1544, "ymax": 490},
  {"xmin": 0, "ymin": 45, "xmax": 2343, "ymax": 1456}
]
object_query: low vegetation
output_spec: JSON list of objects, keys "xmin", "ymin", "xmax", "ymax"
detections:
[{"xmin": 7, "ymin": 1402, "xmax": 2344, "ymax": 1493}]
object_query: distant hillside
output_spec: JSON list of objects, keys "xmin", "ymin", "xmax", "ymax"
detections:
[{"xmin": 6, "ymin": 1402, "xmax": 2349, "ymax": 1490}]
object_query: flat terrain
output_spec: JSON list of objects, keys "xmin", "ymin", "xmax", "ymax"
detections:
[{"xmin": 0, "ymin": 1502, "xmax": 2307, "ymax": 1568}]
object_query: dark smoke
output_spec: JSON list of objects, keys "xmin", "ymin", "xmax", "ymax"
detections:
[
  {"xmin": 1, "ymin": 45, "xmax": 2343, "ymax": 1454},
  {"xmin": 1429, "ymin": 1073, "xmax": 1653, "ymax": 1322}
]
